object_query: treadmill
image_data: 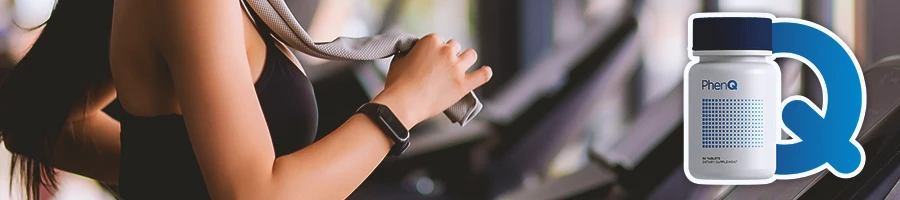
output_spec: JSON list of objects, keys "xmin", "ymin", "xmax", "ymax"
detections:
[
  {"xmin": 487, "ymin": 11, "xmax": 641, "ymax": 199},
  {"xmin": 496, "ymin": 81, "xmax": 682, "ymax": 200}
]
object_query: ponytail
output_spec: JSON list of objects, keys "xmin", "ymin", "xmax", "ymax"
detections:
[{"xmin": 0, "ymin": 0, "xmax": 114, "ymax": 199}]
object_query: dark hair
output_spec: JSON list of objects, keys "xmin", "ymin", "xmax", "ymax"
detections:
[{"xmin": 0, "ymin": 0, "xmax": 114, "ymax": 199}]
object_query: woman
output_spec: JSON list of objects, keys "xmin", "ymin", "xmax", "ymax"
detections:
[{"xmin": 0, "ymin": 0, "xmax": 492, "ymax": 199}]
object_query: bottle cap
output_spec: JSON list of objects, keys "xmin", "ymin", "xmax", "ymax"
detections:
[{"xmin": 692, "ymin": 17, "xmax": 771, "ymax": 51}]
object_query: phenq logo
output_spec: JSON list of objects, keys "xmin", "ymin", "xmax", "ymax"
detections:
[
  {"xmin": 701, "ymin": 79, "xmax": 739, "ymax": 91},
  {"xmin": 683, "ymin": 12, "xmax": 867, "ymax": 185}
]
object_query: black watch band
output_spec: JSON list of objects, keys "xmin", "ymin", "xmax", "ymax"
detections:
[{"xmin": 356, "ymin": 103, "xmax": 410, "ymax": 156}]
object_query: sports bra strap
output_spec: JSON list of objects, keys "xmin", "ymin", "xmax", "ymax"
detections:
[{"xmin": 241, "ymin": 0, "xmax": 275, "ymax": 41}]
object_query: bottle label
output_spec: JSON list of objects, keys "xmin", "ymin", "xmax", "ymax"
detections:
[
  {"xmin": 702, "ymin": 156, "xmax": 739, "ymax": 165},
  {"xmin": 700, "ymin": 98, "xmax": 764, "ymax": 150}
]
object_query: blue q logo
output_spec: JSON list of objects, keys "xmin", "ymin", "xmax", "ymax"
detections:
[
  {"xmin": 773, "ymin": 18, "xmax": 866, "ymax": 180},
  {"xmin": 727, "ymin": 80, "xmax": 738, "ymax": 90},
  {"xmin": 683, "ymin": 13, "xmax": 866, "ymax": 185}
]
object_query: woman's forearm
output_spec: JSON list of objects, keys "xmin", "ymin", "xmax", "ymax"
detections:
[
  {"xmin": 268, "ymin": 113, "xmax": 392, "ymax": 199},
  {"xmin": 45, "ymin": 111, "xmax": 390, "ymax": 193}
]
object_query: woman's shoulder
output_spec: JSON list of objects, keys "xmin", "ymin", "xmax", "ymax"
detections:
[{"xmin": 110, "ymin": 0, "xmax": 264, "ymax": 67}]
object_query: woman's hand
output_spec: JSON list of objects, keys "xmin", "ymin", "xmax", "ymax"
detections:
[{"xmin": 372, "ymin": 34, "xmax": 492, "ymax": 128}]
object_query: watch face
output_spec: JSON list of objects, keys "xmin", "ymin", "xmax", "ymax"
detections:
[{"xmin": 378, "ymin": 106, "xmax": 410, "ymax": 141}]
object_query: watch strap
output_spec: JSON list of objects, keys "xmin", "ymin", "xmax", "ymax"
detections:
[{"xmin": 356, "ymin": 103, "xmax": 409, "ymax": 156}]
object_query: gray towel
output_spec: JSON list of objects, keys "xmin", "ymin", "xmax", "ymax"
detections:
[{"xmin": 244, "ymin": 0, "xmax": 482, "ymax": 126}]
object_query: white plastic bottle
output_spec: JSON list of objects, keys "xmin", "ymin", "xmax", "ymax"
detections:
[{"xmin": 685, "ymin": 15, "xmax": 780, "ymax": 181}]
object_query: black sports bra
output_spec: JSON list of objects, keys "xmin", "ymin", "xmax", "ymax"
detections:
[{"xmin": 116, "ymin": 5, "xmax": 318, "ymax": 199}]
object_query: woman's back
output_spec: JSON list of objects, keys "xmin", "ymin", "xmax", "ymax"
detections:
[{"xmin": 109, "ymin": 1, "xmax": 318, "ymax": 198}]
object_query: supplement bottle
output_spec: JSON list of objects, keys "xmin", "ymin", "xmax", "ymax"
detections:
[{"xmin": 686, "ymin": 16, "xmax": 780, "ymax": 180}]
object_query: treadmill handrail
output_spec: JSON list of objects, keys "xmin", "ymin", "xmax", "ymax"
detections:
[
  {"xmin": 595, "ymin": 84, "xmax": 684, "ymax": 168},
  {"xmin": 488, "ymin": 28, "xmax": 641, "ymax": 197},
  {"xmin": 483, "ymin": 12, "xmax": 630, "ymax": 125}
]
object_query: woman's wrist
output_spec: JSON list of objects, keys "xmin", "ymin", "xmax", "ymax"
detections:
[{"xmin": 371, "ymin": 93, "xmax": 421, "ymax": 129}]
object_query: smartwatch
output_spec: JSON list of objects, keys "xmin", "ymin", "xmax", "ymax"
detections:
[{"xmin": 356, "ymin": 103, "xmax": 410, "ymax": 156}]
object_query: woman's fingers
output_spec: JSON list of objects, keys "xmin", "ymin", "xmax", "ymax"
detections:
[
  {"xmin": 421, "ymin": 34, "xmax": 444, "ymax": 46},
  {"xmin": 416, "ymin": 34, "xmax": 445, "ymax": 53},
  {"xmin": 464, "ymin": 66, "xmax": 493, "ymax": 91},
  {"xmin": 457, "ymin": 48, "xmax": 477, "ymax": 69},
  {"xmin": 446, "ymin": 39, "xmax": 461, "ymax": 55}
]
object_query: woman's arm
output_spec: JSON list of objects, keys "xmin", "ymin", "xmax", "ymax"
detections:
[
  {"xmin": 155, "ymin": 1, "xmax": 490, "ymax": 199},
  {"xmin": 3, "ymin": 82, "xmax": 121, "ymax": 184}
]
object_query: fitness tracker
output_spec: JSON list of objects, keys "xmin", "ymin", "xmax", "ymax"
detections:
[{"xmin": 356, "ymin": 103, "xmax": 410, "ymax": 156}]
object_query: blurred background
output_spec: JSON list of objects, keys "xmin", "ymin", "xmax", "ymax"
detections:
[{"xmin": 0, "ymin": 0, "xmax": 898, "ymax": 199}]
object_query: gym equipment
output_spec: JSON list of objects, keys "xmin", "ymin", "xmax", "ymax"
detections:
[
  {"xmin": 496, "ymin": 83, "xmax": 683, "ymax": 200},
  {"xmin": 488, "ymin": 12, "xmax": 640, "ymax": 198},
  {"xmin": 482, "ymin": 10, "xmax": 638, "ymax": 125},
  {"xmin": 242, "ymin": 0, "xmax": 481, "ymax": 126},
  {"xmin": 497, "ymin": 163, "xmax": 618, "ymax": 200},
  {"xmin": 606, "ymin": 84, "xmax": 685, "ymax": 200}
]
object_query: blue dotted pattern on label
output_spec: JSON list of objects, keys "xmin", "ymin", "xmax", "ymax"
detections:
[{"xmin": 700, "ymin": 98, "xmax": 764, "ymax": 148}]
